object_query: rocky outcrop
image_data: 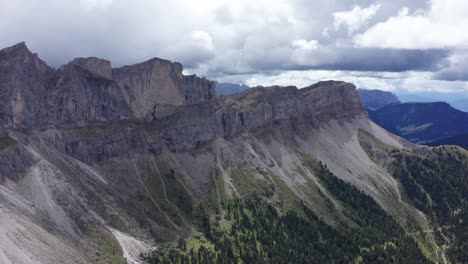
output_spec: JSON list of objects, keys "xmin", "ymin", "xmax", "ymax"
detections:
[
  {"xmin": 0, "ymin": 42, "xmax": 217, "ymax": 128},
  {"xmin": 303, "ymin": 81, "xmax": 366, "ymax": 122},
  {"xmin": 70, "ymin": 57, "xmax": 113, "ymax": 79},
  {"xmin": 113, "ymin": 58, "xmax": 215, "ymax": 118},
  {"xmin": 48, "ymin": 63, "xmax": 132, "ymax": 125},
  {"xmin": 0, "ymin": 42, "xmax": 53, "ymax": 128},
  {"xmin": 158, "ymin": 81, "xmax": 365, "ymax": 151},
  {"xmin": 36, "ymin": 81, "xmax": 365, "ymax": 162}
]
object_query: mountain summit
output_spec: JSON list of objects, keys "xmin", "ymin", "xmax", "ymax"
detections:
[
  {"xmin": 0, "ymin": 42, "xmax": 216, "ymax": 128},
  {"xmin": 0, "ymin": 43, "xmax": 466, "ymax": 264}
]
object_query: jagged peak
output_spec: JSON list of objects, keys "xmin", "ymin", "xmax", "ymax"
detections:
[
  {"xmin": 1, "ymin": 41, "xmax": 28, "ymax": 52},
  {"xmin": 0, "ymin": 42, "xmax": 50, "ymax": 71},
  {"xmin": 0, "ymin": 42, "xmax": 33, "ymax": 59}
]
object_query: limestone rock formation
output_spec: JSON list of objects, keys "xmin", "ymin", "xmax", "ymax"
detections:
[
  {"xmin": 48, "ymin": 62, "xmax": 132, "ymax": 125},
  {"xmin": 0, "ymin": 42, "xmax": 53, "ymax": 128},
  {"xmin": 0, "ymin": 42, "xmax": 217, "ymax": 128},
  {"xmin": 70, "ymin": 57, "xmax": 113, "ymax": 79},
  {"xmin": 113, "ymin": 58, "xmax": 215, "ymax": 118}
]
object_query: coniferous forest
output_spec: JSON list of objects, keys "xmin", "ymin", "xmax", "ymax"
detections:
[
  {"xmin": 390, "ymin": 146, "xmax": 468, "ymax": 263},
  {"xmin": 148, "ymin": 162, "xmax": 430, "ymax": 264}
]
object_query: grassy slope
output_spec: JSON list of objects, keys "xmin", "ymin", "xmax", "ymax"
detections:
[
  {"xmin": 359, "ymin": 129, "xmax": 468, "ymax": 263},
  {"xmin": 147, "ymin": 152, "xmax": 430, "ymax": 264},
  {"xmin": 388, "ymin": 146, "xmax": 468, "ymax": 264}
]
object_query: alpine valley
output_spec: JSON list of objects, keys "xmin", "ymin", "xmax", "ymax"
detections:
[{"xmin": 0, "ymin": 42, "xmax": 466, "ymax": 264}]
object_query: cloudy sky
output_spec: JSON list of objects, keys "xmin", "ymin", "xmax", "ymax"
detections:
[{"xmin": 1, "ymin": 0, "xmax": 468, "ymax": 96}]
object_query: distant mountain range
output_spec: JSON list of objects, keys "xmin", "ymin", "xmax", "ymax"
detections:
[
  {"xmin": 368, "ymin": 102, "xmax": 468, "ymax": 144},
  {"xmin": 357, "ymin": 89, "xmax": 400, "ymax": 110},
  {"xmin": 359, "ymin": 89, "xmax": 468, "ymax": 148},
  {"xmin": 428, "ymin": 133, "xmax": 468, "ymax": 150},
  {"xmin": 215, "ymin": 81, "xmax": 249, "ymax": 95},
  {"xmin": 396, "ymin": 91, "xmax": 468, "ymax": 112}
]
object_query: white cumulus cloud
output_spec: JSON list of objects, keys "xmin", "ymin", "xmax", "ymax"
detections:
[
  {"xmin": 355, "ymin": 0, "xmax": 468, "ymax": 49},
  {"xmin": 166, "ymin": 30, "xmax": 215, "ymax": 67},
  {"xmin": 291, "ymin": 39, "xmax": 319, "ymax": 50},
  {"xmin": 333, "ymin": 4, "xmax": 381, "ymax": 35}
]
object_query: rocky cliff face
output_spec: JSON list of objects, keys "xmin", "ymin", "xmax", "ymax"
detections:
[
  {"xmin": 36, "ymin": 81, "xmax": 364, "ymax": 164},
  {"xmin": 113, "ymin": 58, "xmax": 215, "ymax": 118},
  {"xmin": 0, "ymin": 43, "xmax": 216, "ymax": 128},
  {"xmin": 70, "ymin": 57, "xmax": 113, "ymax": 79},
  {"xmin": 156, "ymin": 81, "xmax": 365, "ymax": 151},
  {"xmin": 47, "ymin": 62, "xmax": 133, "ymax": 125},
  {"xmin": 0, "ymin": 42, "xmax": 53, "ymax": 128}
]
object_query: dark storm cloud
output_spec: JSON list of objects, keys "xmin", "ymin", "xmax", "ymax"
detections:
[
  {"xmin": 433, "ymin": 53, "xmax": 468, "ymax": 81},
  {"xmin": 433, "ymin": 69, "xmax": 468, "ymax": 81},
  {"xmin": 208, "ymin": 47, "xmax": 450, "ymax": 75},
  {"xmin": 296, "ymin": 48, "xmax": 451, "ymax": 72}
]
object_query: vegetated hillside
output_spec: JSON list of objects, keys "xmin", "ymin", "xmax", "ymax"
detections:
[
  {"xmin": 215, "ymin": 82, "xmax": 250, "ymax": 95},
  {"xmin": 0, "ymin": 42, "xmax": 465, "ymax": 264},
  {"xmin": 428, "ymin": 133, "xmax": 468, "ymax": 150},
  {"xmin": 357, "ymin": 89, "xmax": 400, "ymax": 110},
  {"xmin": 361, "ymin": 133, "xmax": 468, "ymax": 264},
  {"xmin": 428, "ymin": 134, "xmax": 468, "ymax": 150},
  {"xmin": 368, "ymin": 102, "xmax": 468, "ymax": 144},
  {"xmin": 149, "ymin": 160, "xmax": 429, "ymax": 264}
]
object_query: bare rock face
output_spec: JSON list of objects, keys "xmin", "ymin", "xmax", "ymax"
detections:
[
  {"xmin": 0, "ymin": 42, "xmax": 53, "ymax": 128},
  {"xmin": 70, "ymin": 57, "xmax": 113, "ymax": 79},
  {"xmin": 113, "ymin": 58, "xmax": 216, "ymax": 118},
  {"xmin": 0, "ymin": 42, "xmax": 217, "ymax": 128},
  {"xmin": 301, "ymin": 81, "xmax": 366, "ymax": 122},
  {"xmin": 48, "ymin": 63, "xmax": 132, "ymax": 125},
  {"xmin": 0, "ymin": 124, "xmax": 6, "ymax": 138},
  {"xmin": 34, "ymin": 81, "xmax": 365, "ymax": 163},
  {"xmin": 113, "ymin": 59, "xmax": 186, "ymax": 117},
  {"xmin": 180, "ymin": 73, "xmax": 215, "ymax": 104},
  {"xmin": 157, "ymin": 81, "xmax": 365, "ymax": 151}
]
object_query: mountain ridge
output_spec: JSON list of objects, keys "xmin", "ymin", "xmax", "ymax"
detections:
[
  {"xmin": 0, "ymin": 42, "xmax": 216, "ymax": 128},
  {"xmin": 0, "ymin": 42, "xmax": 465, "ymax": 264}
]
